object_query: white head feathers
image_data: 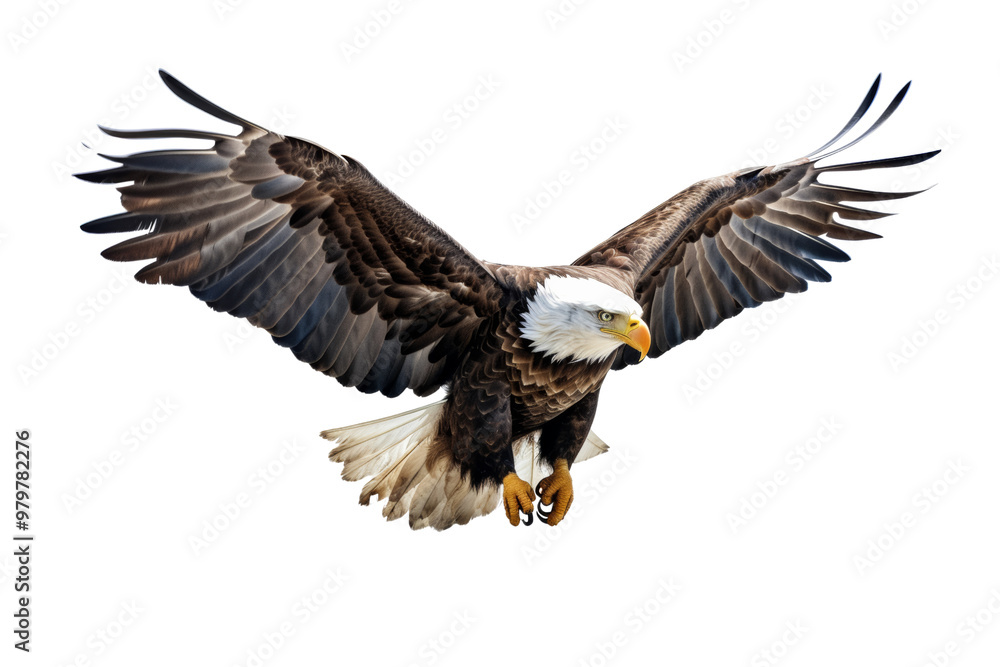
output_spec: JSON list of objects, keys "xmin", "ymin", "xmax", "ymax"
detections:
[{"xmin": 519, "ymin": 275, "xmax": 643, "ymax": 363}]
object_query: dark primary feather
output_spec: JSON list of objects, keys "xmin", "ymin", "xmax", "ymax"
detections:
[
  {"xmin": 78, "ymin": 70, "xmax": 504, "ymax": 397},
  {"xmin": 572, "ymin": 76, "xmax": 938, "ymax": 367}
]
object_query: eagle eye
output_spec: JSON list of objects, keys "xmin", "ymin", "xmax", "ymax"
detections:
[{"xmin": 598, "ymin": 311, "xmax": 614, "ymax": 322}]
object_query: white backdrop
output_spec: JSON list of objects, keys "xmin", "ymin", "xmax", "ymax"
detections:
[{"xmin": 4, "ymin": 1, "xmax": 999, "ymax": 665}]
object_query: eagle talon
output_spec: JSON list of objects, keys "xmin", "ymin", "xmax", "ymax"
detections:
[
  {"xmin": 536, "ymin": 506, "xmax": 550, "ymax": 524},
  {"xmin": 502, "ymin": 472, "xmax": 536, "ymax": 527},
  {"xmin": 534, "ymin": 459, "xmax": 574, "ymax": 527}
]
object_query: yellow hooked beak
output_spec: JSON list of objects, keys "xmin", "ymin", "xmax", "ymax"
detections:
[{"xmin": 602, "ymin": 316, "xmax": 651, "ymax": 361}]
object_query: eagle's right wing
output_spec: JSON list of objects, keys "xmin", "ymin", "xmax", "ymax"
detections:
[{"xmin": 79, "ymin": 70, "xmax": 504, "ymax": 397}]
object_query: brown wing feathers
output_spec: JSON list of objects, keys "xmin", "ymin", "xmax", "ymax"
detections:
[
  {"xmin": 574, "ymin": 76, "xmax": 938, "ymax": 365},
  {"xmin": 79, "ymin": 71, "xmax": 936, "ymax": 384},
  {"xmin": 78, "ymin": 70, "xmax": 502, "ymax": 397}
]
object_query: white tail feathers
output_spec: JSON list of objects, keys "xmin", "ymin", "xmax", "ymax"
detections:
[
  {"xmin": 322, "ymin": 402, "xmax": 609, "ymax": 530},
  {"xmin": 323, "ymin": 402, "xmax": 496, "ymax": 530}
]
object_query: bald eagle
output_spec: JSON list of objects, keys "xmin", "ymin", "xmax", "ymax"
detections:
[{"xmin": 79, "ymin": 71, "xmax": 936, "ymax": 530}]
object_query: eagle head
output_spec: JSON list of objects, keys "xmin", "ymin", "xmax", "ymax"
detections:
[{"xmin": 519, "ymin": 275, "xmax": 651, "ymax": 364}]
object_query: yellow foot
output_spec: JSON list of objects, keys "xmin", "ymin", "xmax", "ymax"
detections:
[
  {"xmin": 502, "ymin": 472, "xmax": 536, "ymax": 526},
  {"xmin": 536, "ymin": 458, "xmax": 574, "ymax": 526}
]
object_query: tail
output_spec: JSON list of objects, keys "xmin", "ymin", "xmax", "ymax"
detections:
[
  {"xmin": 323, "ymin": 402, "xmax": 498, "ymax": 530},
  {"xmin": 322, "ymin": 402, "xmax": 610, "ymax": 530}
]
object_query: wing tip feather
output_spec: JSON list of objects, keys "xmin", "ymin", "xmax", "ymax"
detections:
[{"xmin": 157, "ymin": 69, "xmax": 264, "ymax": 132}]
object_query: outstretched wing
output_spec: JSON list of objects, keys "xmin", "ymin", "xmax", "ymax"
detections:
[
  {"xmin": 573, "ymin": 76, "xmax": 938, "ymax": 367},
  {"xmin": 79, "ymin": 70, "xmax": 503, "ymax": 397}
]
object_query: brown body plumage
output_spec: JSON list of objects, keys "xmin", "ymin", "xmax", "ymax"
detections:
[{"xmin": 79, "ymin": 72, "xmax": 937, "ymax": 529}]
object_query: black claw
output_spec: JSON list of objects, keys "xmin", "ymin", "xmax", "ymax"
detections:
[
  {"xmin": 536, "ymin": 505, "xmax": 550, "ymax": 524},
  {"xmin": 535, "ymin": 482, "xmax": 544, "ymax": 497},
  {"xmin": 521, "ymin": 510, "xmax": 533, "ymax": 526}
]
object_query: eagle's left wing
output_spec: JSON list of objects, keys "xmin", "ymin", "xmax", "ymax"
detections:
[{"xmin": 573, "ymin": 76, "xmax": 938, "ymax": 368}]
